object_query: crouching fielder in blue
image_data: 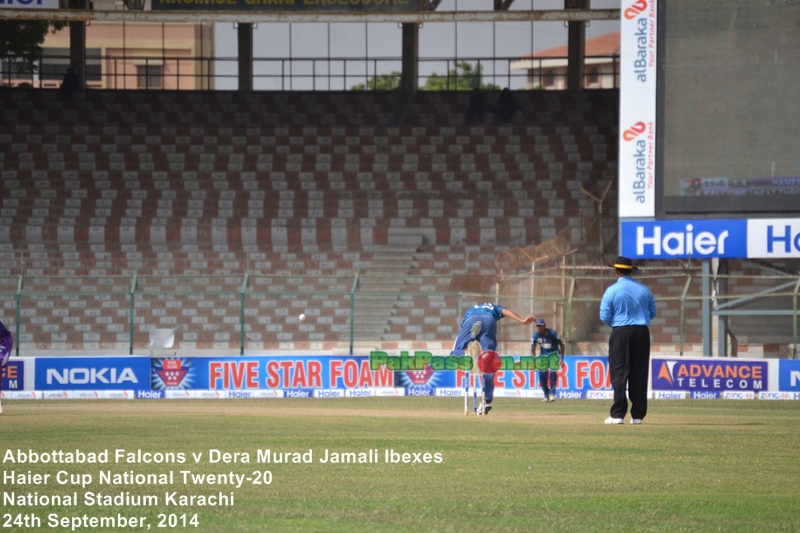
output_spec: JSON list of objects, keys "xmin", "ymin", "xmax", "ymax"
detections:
[{"xmin": 451, "ymin": 303, "xmax": 534, "ymax": 414}]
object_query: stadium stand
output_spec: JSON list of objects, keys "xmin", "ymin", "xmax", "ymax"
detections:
[{"xmin": 1, "ymin": 88, "xmax": 621, "ymax": 354}]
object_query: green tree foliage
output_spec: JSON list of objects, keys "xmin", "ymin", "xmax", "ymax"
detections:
[
  {"xmin": 350, "ymin": 62, "xmax": 502, "ymax": 92},
  {"xmin": 351, "ymin": 71, "xmax": 402, "ymax": 91},
  {"xmin": 1, "ymin": 21, "xmax": 67, "ymax": 74},
  {"xmin": 422, "ymin": 61, "xmax": 501, "ymax": 91}
]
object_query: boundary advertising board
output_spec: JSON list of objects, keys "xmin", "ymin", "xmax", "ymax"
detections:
[
  {"xmin": 651, "ymin": 358, "xmax": 768, "ymax": 400},
  {"xmin": 3, "ymin": 355, "xmax": 799, "ymax": 401}
]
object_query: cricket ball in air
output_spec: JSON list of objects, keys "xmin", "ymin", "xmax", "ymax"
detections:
[
  {"xmin": 478, "ymin": 350, "xmax": 502, "ymax": 374},
  {"xmin": 298, "ymin": 313, "xmax": 306, "ymax": 322}
]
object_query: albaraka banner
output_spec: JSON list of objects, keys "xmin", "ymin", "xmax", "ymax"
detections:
[{"xmin": 618, "ymin": 0, "xmax": 658, "ymax": 218}]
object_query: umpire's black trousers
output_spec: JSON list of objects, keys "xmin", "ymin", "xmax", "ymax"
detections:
[{"xmin": 608, "ymin": 325, "xmax": 651, "ymax": 420}]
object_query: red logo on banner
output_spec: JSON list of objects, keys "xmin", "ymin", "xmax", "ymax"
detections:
[
  {"xmin": 157, "ymin": 359, "xmax": 188, "ymax": 388},
  {"xmin": 623, "ymin": 121, "xmax": 646, "ymax": 141},
  {"xmin": 405, "ymin": 366, "xmax": 435, "ymax": 385},
  {"xmin": 624, "ymin": 0, "xmax": 647, "ymax": 20}
]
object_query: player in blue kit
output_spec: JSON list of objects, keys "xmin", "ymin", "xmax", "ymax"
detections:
[
  {"xmin": 451, "ymin": 303, "xmax": 534, "ymax": 414},
  {"xmin": 531, "ymin": 318, "xmax": 565, "ymax": 403}
]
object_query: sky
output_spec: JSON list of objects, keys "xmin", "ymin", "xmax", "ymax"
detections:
[{"xmin": 213, "ymin": 0, "xmax": 620, "ymax": 90}]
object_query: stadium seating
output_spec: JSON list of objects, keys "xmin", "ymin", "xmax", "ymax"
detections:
[{"xmin": 1, "ymin": 88, "xmax": 623, "ymax": 354}]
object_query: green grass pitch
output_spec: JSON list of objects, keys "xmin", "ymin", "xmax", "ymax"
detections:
[{"xmin": 2, "ymin": 398, "xmax": 799, "ymax": 532}]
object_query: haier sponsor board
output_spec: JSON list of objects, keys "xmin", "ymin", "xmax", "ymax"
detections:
[
  {"xmin": 621, "ymin": 220, "xmax": 747, "ymax": 259},
  {"xmin": 747, "ymin": 219, "xmax": 800, "ymax": 258},
  {"xmin": 778, "ymin": 360, "xmax": 800, "ymax": 392},
  {"xmin": 621, "ymin": 218, "xmax": 800, "ymax": 259}
]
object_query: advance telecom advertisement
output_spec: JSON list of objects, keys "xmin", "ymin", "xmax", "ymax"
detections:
[{"xmin": 3, "ymin": 354, "xmax": 799, "ymax": 400}]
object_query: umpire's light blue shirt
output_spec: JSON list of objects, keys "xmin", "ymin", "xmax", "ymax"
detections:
[{"xmin": 599, "ymin": 276, "xmax": 657, "ymax": 327}]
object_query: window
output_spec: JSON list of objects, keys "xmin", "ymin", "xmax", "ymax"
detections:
[
  {"xmin": 543, "ymin": 69, "xmax": 555, "ymax": 88},
  {"xmin": 586, "ymin": 66, "xmax": 600, "ymax": 88},
  {"xmin": 136, "ymin": 64, "xmax": 163, "ymax": 89}
]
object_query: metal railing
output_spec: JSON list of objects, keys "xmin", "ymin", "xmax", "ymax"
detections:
[
  {"xmin": 1, "ymin": 54, "xmax": 620, "ymax": 91},
  {"xmin": 1, "ymin": 268, "xmax": 796, "ymax": 359}
]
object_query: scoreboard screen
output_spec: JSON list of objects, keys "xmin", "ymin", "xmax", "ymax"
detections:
[{"xmin": 658, "ymin": 0, "xmax": 800, "ymax": 216}]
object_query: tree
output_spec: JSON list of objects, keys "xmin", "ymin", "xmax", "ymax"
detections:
[
  {"xmin": 422, "ymin": 62, "xmax": 501, "ymax": 91},
  {"xmin": 350, "ymin": 62, "xmax": 502, "ymax": 92},
  {"xmin": 351, "ymin": 71, "xmax": 402, "ymax": 91},
  {"xmin": 1, "ymin": 21, "xmax": 67, "ymax": 75}
]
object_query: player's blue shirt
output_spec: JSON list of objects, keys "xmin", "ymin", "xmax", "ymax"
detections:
[
  {"xmin": 531, "ymin": 328, "xmax": 561, "ymax": 355},
  {"xmin": 599, "ymin": 276, "xmax": 657, "ymax": 327},
  {"xmin": 463, "ymin": 303, "xmax": 505, "ymax": 322},
  {"xmin": 451, "ymin": 303, "xmax": 506, "ymax": 355}
]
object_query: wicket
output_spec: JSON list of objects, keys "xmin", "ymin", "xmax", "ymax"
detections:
[
  {"xmin": 464, "ymin": 337, "xmax": 484, "ymax": 415},
  {"xmin": 463, "ymin": 372, "xmax": 483, "ymax": 415}
]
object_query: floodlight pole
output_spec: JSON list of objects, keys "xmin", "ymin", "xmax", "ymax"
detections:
[
  {"xmin": 679, "ymin": 260, "xmax": 693, "ymax": 357},
  {"xmin": 129, "ymin": 268, "xmax": 138, "ymax": 355},
  {"xmin": 15, "ymin": 258, "xmax": 24, "ymax": 357},
  {"xmin": 565, "ymin": 255, "xmax": 576, "ymax": 357},
  {"xmin": 349, "ymin": 269, "xmax": 359, "ymax": 355},
  {"xmin": 702, "ymin": 260, "xmax": 712, "ymax": 357},
  {"xmin": 240, "ymin": 272, "xmax": 249, "ymax": 355}
]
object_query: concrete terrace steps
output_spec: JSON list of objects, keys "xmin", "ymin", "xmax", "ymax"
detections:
[{"xmin": 345, "ymin": 246, "xmax": 418, "ymax": 345}]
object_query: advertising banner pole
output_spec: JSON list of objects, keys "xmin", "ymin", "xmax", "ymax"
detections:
[{"xmin": 793, "ymin": 276, "xmax": 800, "ymax": 360}]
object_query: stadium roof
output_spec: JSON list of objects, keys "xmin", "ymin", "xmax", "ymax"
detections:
[{"xmin": 518, "ymin": 31, "xmax": 620, "ymax": 59}]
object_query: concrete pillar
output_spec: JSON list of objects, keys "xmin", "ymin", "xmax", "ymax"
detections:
[
  {"xmin": 715, "ymin": 259, "xmax": 729, "ymax": 357},
  {"xmin": 401, "ymin": 23, "xmax": 419, "ymax": 94},
  {"xmin": 565, "ymin": 0, "xmax": 588, "ymax": 92},
  {"xmin": 68, "ymin": 0, "xmax": 87, "ymax": 88},
  {"xmin": 238, "ymin": 23, "xmax": 253, "ymax": 92}
]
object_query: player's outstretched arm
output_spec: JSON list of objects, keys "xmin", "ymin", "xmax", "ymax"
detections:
[{"xmin": 502, "ymin": 308, "xmax": 535, "ymax": 325}]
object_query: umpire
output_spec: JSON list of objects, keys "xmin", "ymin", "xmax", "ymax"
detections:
[{"xmin": 599, "ymin": 257, "xmax": 656, "ymax": 425}]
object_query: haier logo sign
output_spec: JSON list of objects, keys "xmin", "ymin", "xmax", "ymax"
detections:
[
  {"xmin": 622, "ymin": 220, "xmax": 747, "ymax": 259},
  {"xmin": 778, "ymin": 360, "xmax": 800, "ymax": 391},
  {"xmin": 623, "ymin": 218, "xmax": 800, "ymax": 259},
  {"xmin": 747, "ymin": 219, "xmax": 800, "ymax": 258}
]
